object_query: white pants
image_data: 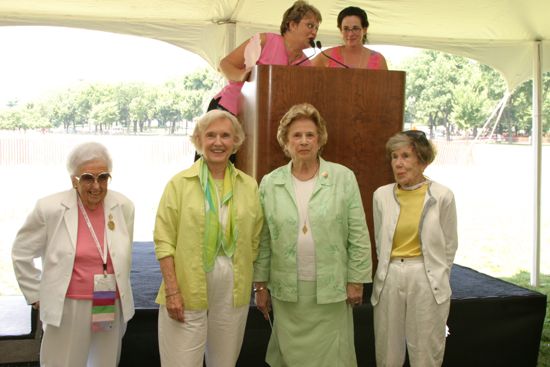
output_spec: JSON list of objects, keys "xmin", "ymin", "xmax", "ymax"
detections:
[
  {"xmin": 158, "ymin": 256, "xmax": 249, "ymax": 367},
  {"xmin": 373, "ymin": 257, "xmax": 450, "ymax": 367},
  {"xmin": 41, "ymin": 298, "xmax": 126, "ymax": 367}
]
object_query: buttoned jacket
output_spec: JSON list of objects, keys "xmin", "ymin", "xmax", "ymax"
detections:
[
  {"xmin": 12, "ymin": 189, "xmax": 135, "ymax": 327},
  {"xmin": 253, "ymin": 159, "xmax": 372, "ymax": 304},
  {"xmin": 371, "ymin": 181, "xmax": 458, "ymax": 306}
]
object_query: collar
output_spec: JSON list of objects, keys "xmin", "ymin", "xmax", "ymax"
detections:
[{"xmin": 182, "ymin": 158, "xmax": 240, "ymax": 180}]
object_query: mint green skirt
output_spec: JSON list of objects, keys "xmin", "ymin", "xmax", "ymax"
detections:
[{"xmin": 266, "ymin": 281, "xmax": 358, "ymax": 367}]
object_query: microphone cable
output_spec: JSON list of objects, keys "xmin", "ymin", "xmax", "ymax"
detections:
[
  {"xmin": 315, "ymin": 41, "xmax": 349, "ymax": 69},
  {"xmin": 293, "ymin": 39, "xmax": 318, "ymax": 66}
]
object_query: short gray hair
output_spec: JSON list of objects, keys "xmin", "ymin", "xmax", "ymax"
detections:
[
  {"xmin": 385, "ymin": 131, "xmax": 437, "ymax": 165},
  {"xmin": 191, "ymin": 110, "xmax": 245, "ymax": 155},
  {"xmin": 66, "ymin": 142, "xmax": 113, "ymax": 176}
]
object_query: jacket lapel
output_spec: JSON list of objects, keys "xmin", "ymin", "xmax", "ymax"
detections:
[
  {"xmin": 277, "ymin": 162, "xmax": 298, "ymax": 207},
  {"xmin": 62, "ymin": 190, "xmax": 78, "ymax": 250},
  {"xmin": 311, "ymin": 158, "xmax": 331, "ymax": 199},
  {"xmin": 103, "ymin": 192, "xmax": 120, "ymax": 252}
]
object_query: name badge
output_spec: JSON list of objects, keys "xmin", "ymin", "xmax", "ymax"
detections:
[{"xmin": 92, "ymin": 273, "xmax": 117, "ymax": 332}]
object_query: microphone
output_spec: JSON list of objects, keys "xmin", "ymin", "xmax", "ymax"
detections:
[
  {"xmin": 315, "ymin": 40, "xmax": 349, "ymax": 68},
  {"xmin": 293, "ymin": 39, "xmax": 317, "ymax": 66}
]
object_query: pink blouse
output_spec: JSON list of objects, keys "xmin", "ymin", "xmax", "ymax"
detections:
[
  {"xmin": 66, "ymin": 203, "xmax": 116, "ymax": 299},
  {"xmin": 215, "ymin": 32, "xmax": 313, "ymax": 115},
  {"xmin": 326, "ymin": 46, "xmax": 385, "ymax": 70}
]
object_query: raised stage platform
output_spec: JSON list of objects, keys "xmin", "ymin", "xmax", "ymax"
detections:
[
  {"xmin": 121, "ymin": 242, "xmax": 546, "ymax": 367},
  {"xmin": 1, "ymin": 242, "xmax": 546, "ymax": 366}
]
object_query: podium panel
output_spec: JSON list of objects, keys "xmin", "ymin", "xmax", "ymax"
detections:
[{"xmin": 237, "ymin": 65, "xmax": 405, "ymax": 266}]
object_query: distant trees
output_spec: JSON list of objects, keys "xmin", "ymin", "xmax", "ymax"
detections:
[
  {"xmin": 0, "ymin": 68, "xmax": 223, "ymax": 134},
  {"xmin": 401, "ymin": 50, "xmax": 550, "ymax": 139},
  {"xmin": 2, "ymin": 53, "xmax": 549, "ymax": 139}
]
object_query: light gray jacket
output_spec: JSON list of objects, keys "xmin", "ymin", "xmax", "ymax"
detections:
[
  {"xmin": 371, "ymin": 181, "xmax": 458, "ymax": 306},
  {"xmin": 12, "ymin": 189, "xmax": 135, "ymax": 326}
]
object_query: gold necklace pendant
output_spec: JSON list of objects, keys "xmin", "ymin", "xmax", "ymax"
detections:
[{"xmin": 302, "ymin": 223, "xmax": 308, "ymax": 234}]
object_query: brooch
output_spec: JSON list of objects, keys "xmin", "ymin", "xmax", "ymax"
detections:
[{"xmin": 108, "ymin": 214, "xmax": 115, "ymax": 231}]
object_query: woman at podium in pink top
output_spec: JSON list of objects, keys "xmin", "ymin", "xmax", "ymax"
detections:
[
  {"xmin": 312, "ymin": 6, "xmax": 387, "ymax": 70},
  {"xmin": 209, "ymin": 1, "xmax": 322, "ymax": 116}
]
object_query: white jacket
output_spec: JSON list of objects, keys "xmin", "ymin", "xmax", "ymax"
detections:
[
  {"xmin": 12, "ymin": 189, "xmax": 135, "ymax": 326},
  {"xmin": 371, "ymin": 181, "xmax": 458, "ymax": 306}
]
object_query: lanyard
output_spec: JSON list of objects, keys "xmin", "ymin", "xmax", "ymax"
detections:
[{"xmin": 77, "ymin": 196, "xmax": 108, "ymax": 275}]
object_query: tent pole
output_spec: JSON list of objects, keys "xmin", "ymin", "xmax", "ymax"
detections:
[
  {"xmin": 225, "ymin": 23, "xmax": 237, "ymax": 58},
  {"xmin": 530, "ymin": 40, "xmax": 542, "ymax": 287}
]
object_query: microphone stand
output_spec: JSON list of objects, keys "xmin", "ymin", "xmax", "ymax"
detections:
[
  {"xmin": 293, "ymin": 39, "xmax": 318, "ymax": 66},
  {"xmin": 315, "ymin": 40, "xmax": 349, "ymax": 68}
]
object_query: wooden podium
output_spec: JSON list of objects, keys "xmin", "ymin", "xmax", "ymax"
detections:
[{"xmin": 236, "ymin": 65, "xmax": 405, "ymax": 266}]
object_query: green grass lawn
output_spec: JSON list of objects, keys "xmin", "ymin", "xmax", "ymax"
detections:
[{"xmin": 502, "ymin": 272, "xmax": 550, "ymax": 367}]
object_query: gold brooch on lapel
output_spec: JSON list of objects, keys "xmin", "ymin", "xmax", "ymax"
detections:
[{"xmin": 108, "ymin": 214, "xmax": 115, "ymax": 231}]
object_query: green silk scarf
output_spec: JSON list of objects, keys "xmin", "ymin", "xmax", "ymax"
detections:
[{"xmin": 199, "ymin": 158, "xmax": 238, "ymax": 272}]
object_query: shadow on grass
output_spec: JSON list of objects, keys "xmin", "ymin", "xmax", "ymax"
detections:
[{"xmin": 502, "ymin": 271, "xmax": 550, "ymax": 367}]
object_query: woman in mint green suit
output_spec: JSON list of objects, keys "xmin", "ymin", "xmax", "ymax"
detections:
[{"xmin": 253, "ymin": 103, "xmax": 372, "ymax": 367}]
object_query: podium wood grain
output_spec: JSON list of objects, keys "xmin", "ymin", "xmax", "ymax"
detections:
[{"xmin": 237, "ymin": 65, "xmax": 405, "ymax": 269}]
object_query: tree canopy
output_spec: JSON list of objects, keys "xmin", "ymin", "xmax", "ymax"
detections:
[
  {"xmin": 1, "ymin": 51, "xmax": 549, "ymax": 139},
  {"xmin": 0, "ymin": 68, "xmax": 223, "ymax": 134}
]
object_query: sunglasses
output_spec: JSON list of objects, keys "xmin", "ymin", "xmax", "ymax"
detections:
[
  {"xmin": 74, "ymin": 172, "xmax": 111, "ymax": 185},
  {"xmin": 403, "ymin": 130, "xmax": 429, "ymax": 144}
]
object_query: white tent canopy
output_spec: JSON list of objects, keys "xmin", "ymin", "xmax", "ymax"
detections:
[{"xmin": 1, "ymin": 0, "xmax": 549, "ymax": 91}]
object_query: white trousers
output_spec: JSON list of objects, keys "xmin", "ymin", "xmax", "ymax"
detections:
[
  {"xmin": 373, "ymin": 257, "xmax": 450, "ymax": 367},
  {"xmin": 40, "ymin": 298, "xmax": 125, "ymax": 367},
  {"xmin": 158, "ymin": 256, "xmax": 249, "ymax": 367}
]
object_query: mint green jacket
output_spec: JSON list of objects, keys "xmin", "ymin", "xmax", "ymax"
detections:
[
  {"xmin": 154, "ymin": 160, "xmax": 263, "ymax": 309},
  {"xmin": 253, "ymin": 159, "xmax": 371, "ymax": 304}
]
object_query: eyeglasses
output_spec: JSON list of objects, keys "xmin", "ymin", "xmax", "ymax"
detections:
[
  {"xmin": 74, "ymin": 172, "xmax": 111, "ymax": 185},
  {"xmin": 403, "ymin": 130, "xmax": 429, "ymax": 144},
  {"xmin": 304, "ymin": 21, "xmax": 319, "ymax": 31},
  {"xmin": 342, "ymin": 26, "xmax": 363, "ymax": 34}
]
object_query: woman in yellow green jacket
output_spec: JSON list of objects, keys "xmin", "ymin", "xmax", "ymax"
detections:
[
  {"xmin": 253, "ymin": 103, "xmax": 371, "ymax": 367},
  {"xmin": 154, "ymin": 109, "xmax": 263, "ymax": 367}
]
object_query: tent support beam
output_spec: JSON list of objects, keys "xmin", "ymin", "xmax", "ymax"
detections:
[{"xmin": 530, "ymin": 40, "xmax": 542, "ymax": 287}]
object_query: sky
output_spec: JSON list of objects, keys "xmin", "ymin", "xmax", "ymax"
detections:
[{"xmin": 0, "ymin": 26, "xmax": 419, "ymax": 106}]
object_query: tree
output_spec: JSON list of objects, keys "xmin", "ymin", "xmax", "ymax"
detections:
[
  {"xmin": 402, "ymin": 50, "xmax": 511, "ymax": 139},
  {"xmin": 0, "ymin": 66, "xmax": 224, "ymax": 134},
  {"xmin": 129, "ymin": 88, "xmax": 157, "ymax": 133}
]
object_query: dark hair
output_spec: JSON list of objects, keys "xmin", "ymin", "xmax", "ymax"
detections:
[
  {"xmin": 280, "ymin": 1, "xmax": 322, "ymax": 35},
  {"xmin": 337, "ymin": 6, "xmax": 369, "ymax": 44}
]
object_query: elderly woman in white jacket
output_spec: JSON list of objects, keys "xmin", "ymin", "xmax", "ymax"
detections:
[
  {"xmin": 12, "ymin": 142, "xmax": 135, "ymax": 367},
  {"xmin": 371, "ymin": 130, "xmax": 458, "ymax": 367}
]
